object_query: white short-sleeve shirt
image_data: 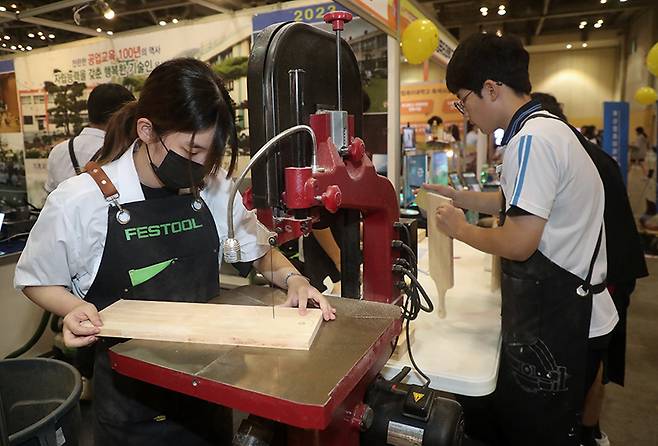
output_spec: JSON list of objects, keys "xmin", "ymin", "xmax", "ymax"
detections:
[
  {"xmin": 45, "ymin": 127, "xmax": 106, "ymax": 193},
  {"xmin": 15, "ymin": 143, "xmax": 270, "ymax": 298},
  {"xmin": 499, "ymin": 109, "xmax": 618, "ymax": 339}
]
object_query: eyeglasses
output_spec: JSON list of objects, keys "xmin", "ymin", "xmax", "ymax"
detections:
[{"xmin": 455, "ymin": 90, "xmax": 473, "ymax": 115}]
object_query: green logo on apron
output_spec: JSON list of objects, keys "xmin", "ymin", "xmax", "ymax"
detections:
[{"xmin": 124, "ymin": 218, "xmax": 204, "ymax": 241}]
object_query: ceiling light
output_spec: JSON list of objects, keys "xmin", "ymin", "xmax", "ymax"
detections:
[
  {"xmin": 482, "ymin": 10, "xmax": 488, "ymax": 16},
  {"xmin": 498, "ymin": 8, "xmax": 506, "ymax": 15},
  {"xmin": 106, "ymin": 30, "xmax": 113, "ymax": 35},
  {"xmin": 600, "ymin": 0, "xmax": 607, "ymax": 3},
  {"xmin": 580, "ymin": 20, "xmax": 587, "ymax": 26},
  {"xmin": 48, "ymin": 33, "xmax": 54, "ymax": 39},
  {"xmin": 619, "ymin": 0, "xmax": 626, "ymax": 2},
  {"xmin": 566, "ymin": 43, "xmax": 573, "ymax": 49},
  {"xmin": 172, "ymin": 18, "xmax": 179, "ymax": 24},
  {"xmin": 480, "ymin": 6, "xmax": 488, "ymax": 13},
  {"xmin": 594, "ymin": 22, "xmax": 602, "ymax": 28},
  {"xmin": 96, "ymin": 27, "xmax": 102, "ymax": 32},
  {"xmin": 39, "ymin": 35, "xmax": 45, "ymax": 40},
  {"xmin": 98, "ymin": 1, "xmax": 115, "ymax": 20},
  {"xmin": 37, "ymin": 31, "xmax": 42, "ymax": 36},
  {"xmin": 579, "ymin": 24, "xmax": 585, "ymax": 29},
  {"xmin": 10, "ymin": 45, "xmax": 16, "ymax": 50},
  {"xmin": 498, "ymin": 5, "xmax": 506, "ymax": 9},
  {"xmin": 582, "ymin": 42, "xmax": 588, "ymax": 47},
  {"xmin": 597, "ymin": 19, "xmax": 603, "ymax": 23},
  {"xmin": 3, "ymin": 35, "xmax": 9, "ymax": 40},
  {"xmin": 1, "ymin": 43, "xmax": 5, "ymax": 47},
  {"xmin": 496, "ymin": 29, "xmax": 503, "ymax": 36},
  {"xmin": 26, "ymin": 45, "xmax": 31, "ymax": 50},
  {"xmin": 10, "ymin": 3, "xmax": 16, "ymax": 8},
  {"xmin": 27, "ymin": 32, "xmax": 34, "ymax": 38},
  {"xmin": 158, "ymin": 20, "xmax": 166, "ymax": 26},
  {"xmin": 0, "ymin": 7, "xmax": 5, "ymax": 12}
]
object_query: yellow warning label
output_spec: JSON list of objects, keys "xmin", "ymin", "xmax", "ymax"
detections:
[{"xmin": 413, "ymin": 392, "xmax": 425, "ymax": 402}]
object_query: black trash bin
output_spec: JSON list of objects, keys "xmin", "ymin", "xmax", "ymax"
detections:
[{"xmin": 0, "ymin": 358, "xmax": 81, "ymax": 446}]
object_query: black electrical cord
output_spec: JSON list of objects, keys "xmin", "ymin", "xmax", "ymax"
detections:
[
  {"xmin": 0, "ymin": 232, "xmax": 30, "ymax": 244},
  {"xmin": 393, "ymin": 263, "xmax": 434, "ymax": 387},
  {"xmin": 392, "ymin": 240, "xmax": 417, "ymax": 274},
  {"xmin": 393, "ymin": 222, "xmax": 412, "ymax": 248}
]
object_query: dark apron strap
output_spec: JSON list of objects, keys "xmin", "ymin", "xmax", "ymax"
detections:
[
  {"xmin": 517, "ymin": 113, "xmax": 607, "ymax": 296},
  {"xmin": 68, "ymin": 137, "xmax": 81, "ymax": 175}
]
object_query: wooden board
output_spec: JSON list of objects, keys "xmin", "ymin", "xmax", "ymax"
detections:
[
  {"xmin": 422, "ymin": 191, "xmax": 455, "ymax": 318},
  {"xmin": 83, "ymin": 300, "xmax": 323, "ymax": 350}
]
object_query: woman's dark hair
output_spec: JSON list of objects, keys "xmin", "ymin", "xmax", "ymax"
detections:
[
  {"xmin": 446, "ymin": 33, "xmax": 531, "ymax": 96},
  {"xmin": 636, "ymin": 127, "xmax": 646, "ymax": 136},
  {"xmin": 96, "ymin": 58, "xmax": 238, "ymax": 177},
  {"xmin": 530, "ymin": 92, "xmax": 568, "ymax": 121},
  {"xmin": 427, "ymin": 115, "xmax": 443, "ymax": 126}
]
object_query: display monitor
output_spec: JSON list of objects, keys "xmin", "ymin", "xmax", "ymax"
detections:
[
  {"xmin": 402, "ymin": 126, "xmax": 416, "ymax": 151},
  {"xmin": 461, "ymin": 171, "xmax": 482, "ymax": 192},
  {"xmin": 429, "ymin": 151, "xmax": 449, "ymax": 185},
  {"xmin": 449, "ymin": 172, "xmax": 465, "ymax": 190},
  {"xmin": 406, "ymin": 154, "xmax": 427, "ymax": 187}
]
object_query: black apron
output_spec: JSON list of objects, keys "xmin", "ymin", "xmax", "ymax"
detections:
[
  {"xmin": 83, "ymin": 164, "xmax": 231, "ymax": 446},
  {"xmin": 490, "ymin": 192, "xmax": 602, "ymax": 446}
]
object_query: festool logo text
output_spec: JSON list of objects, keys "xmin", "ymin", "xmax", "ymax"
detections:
[{"xmin": 124, "ymin": 218, "xmax": 203, "ymax": 241}]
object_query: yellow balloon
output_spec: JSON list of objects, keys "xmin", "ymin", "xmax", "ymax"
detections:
[
  {"xmin": 635, "ymin": 86, "xmax": 658, "ymax": 106},
  {"xmin": 401, "ymin": 19, "xmax": 439, "ymax": 65},
  {"xmin": 647, "ymin": 42, "xmax": 658, "ymax": 77}
]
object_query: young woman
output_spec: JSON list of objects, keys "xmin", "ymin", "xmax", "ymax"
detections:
[{"xmin": 15, "ymin": 58, "xmax": 335, "ymax": 446}]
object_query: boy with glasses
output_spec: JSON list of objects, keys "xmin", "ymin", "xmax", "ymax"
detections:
[{"xmin": 425, "ymin": 33, "xmax": 618, "ymax": 446}]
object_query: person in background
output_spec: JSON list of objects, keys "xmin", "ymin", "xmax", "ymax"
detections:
[
  {"xmin": 15, "ymin": 58, "xmax": 335, "ymax": 446},
  {"xmin": 427, "ymin": 115, "xmax": 455, "ymax": 144},
  {"xmin": 427, "ymin": 34, "xmax": 617, "ymax": 446},
  {"xmin": 581, "ymin": 125, "xmax": 598, "ymax": 144},
  {"xmin": 633, "ymin": 127, "xmax": 650, "ymax": 165},
  {"xmin": 45, "ymin": 83, "xmax": 135, "ymax": 193},
  {"xmin": 529, "ymin": 90, "xmax": 649, "ymax": 446}
]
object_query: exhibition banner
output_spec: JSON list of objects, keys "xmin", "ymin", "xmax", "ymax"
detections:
[
  {"xmin": 400, "ymin": 81, "xmax": 461, "ymax": 147},
  {"xmin": 12, "ymin": 13, "xmax": 252, "ymax": 206},
  {"xmin": 252, "ymin": 2, "xmax": 351, "ymax": 33},
  {"xmin": 602, "ymin": 101, "xmax": 630, "ymax": 184}
]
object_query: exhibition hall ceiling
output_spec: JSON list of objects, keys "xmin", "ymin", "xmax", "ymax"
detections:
[{"xmin": 421, "ymin": 0, "xmax": 655, "ymax": 43}]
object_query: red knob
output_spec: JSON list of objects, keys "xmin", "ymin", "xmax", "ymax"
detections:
[
  {"xmin": 321, "ymin": 185, "xmax": 342, "ymax": 213},
  {"xmin": 242, "ymin": 186, "xmax": 254, "ymax": 210},
  {"xmin": 323, "ymin": 11, "xmax": 353, "ymax": 31},
  {"xmin": 348, "ymin": 137, "xmax": 365, "ymax": 162}
]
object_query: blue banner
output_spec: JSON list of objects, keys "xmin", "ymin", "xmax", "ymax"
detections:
[
  {"xmin": 252, "ymin": 2, "xmax": 352, "ymax": 33},
  {"xmin": 602, "ymin": 101, "xmax": 629, "ymax": 185},
  {"xmin": 0, "ymin": 59, "xmax": 14, "ymax": 74}
]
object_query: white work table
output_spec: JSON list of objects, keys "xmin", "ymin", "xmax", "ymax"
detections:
[{"xmin": 382, "ymin": 237, "xmax": 502, "ymax": 396}]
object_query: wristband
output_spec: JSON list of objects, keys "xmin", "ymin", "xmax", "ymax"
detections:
[{"xmin": 284, "ymin": 271, "xmax": 308, "ymax": 289}]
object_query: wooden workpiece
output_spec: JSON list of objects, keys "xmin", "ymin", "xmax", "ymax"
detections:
[
  {"xmin": 416, "ymin": 189, "xmax": 454, "ymax": 318},
  {"xmin": 83, "ymin": 299, "xmax": 323, "ymax": 350}
]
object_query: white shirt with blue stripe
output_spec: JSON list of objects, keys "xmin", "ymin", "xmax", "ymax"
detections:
[{"xmin": 499, "ymin": 102, "xmax": 618, "ymax": 339}]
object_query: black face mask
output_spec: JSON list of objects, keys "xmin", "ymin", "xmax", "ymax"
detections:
[{"xmin": 146, "ymin": 138, "xmax": 206, "ymax": 191}]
